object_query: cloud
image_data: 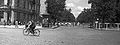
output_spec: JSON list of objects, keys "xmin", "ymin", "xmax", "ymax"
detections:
[
  {"xmin": 69, "ymin": 6, "xmax": 84, "ymax": 18},
  {"xmin": 66, "ymin": 0, "xmax": 91, "ymax": 18},
  {"xmin": 77, "ymin": 6, "xmax": 84, "ymax": 11},
  {"xmin": 40, "ymin": 0, "xmax": 91, "ymax": 18},
  {"xmin": 66, "ymin": 3, "xmax": 75, "ymax": 7},
  {"xmin": 72, "ymin": 12, "xmax": 81, "ymax": 18},
  {"xmin": 88, "ymin": 4, "xmax": 91, "ymax": 7}
]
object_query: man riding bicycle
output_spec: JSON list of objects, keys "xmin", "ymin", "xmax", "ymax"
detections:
[{"xmin": 25, "ymin": 20, "xmax": 36, "ymax": 34}]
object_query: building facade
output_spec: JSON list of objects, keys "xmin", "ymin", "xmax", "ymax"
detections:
[{"xmin": 0, "ymin": 0, "xmax": 41, "ymax": 24}]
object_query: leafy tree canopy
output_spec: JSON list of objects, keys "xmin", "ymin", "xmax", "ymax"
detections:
[{"xmin": 45, "ymin": 0, "xmax": 75, "ymax": 22}]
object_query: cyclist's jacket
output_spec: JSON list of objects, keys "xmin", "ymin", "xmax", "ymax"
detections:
[{"xmin": 29, "ymin": 22, "xmax": 36, "ymax": 28}]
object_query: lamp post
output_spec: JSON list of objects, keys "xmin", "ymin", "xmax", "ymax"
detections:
[{"xmin": 95, "ymin": 18, "xmax": 99, "ymax": 29}]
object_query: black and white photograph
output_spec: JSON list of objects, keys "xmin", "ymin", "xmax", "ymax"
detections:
[{"xmin": 0, "ymin": 0, "xmax": 120, "ymax": 45}]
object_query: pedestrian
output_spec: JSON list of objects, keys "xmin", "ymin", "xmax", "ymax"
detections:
[
  {"xmin": 8, "ymin": 21, "xmax": 11, "ymax": 26},
  {"xmin": 15, "ymin": 21, "xmax": 18, "ymax": 28},
  {"xmin": 3, "ymin": 20, "xmax": 6, "ymax": 26}
]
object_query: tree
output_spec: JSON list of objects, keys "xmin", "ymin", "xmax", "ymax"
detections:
[
  {"xmin": 45, "ymin": 0, "xmax": 66, "ymax": 19},
  {"xmin": 115, "ymin": 0, "xmax": 120, "ymax": 23},
  {"xmin": 88, "ymin": 0, "xmax": 117, "ymax": 23},
  {"xmin": 45, "ymin": 0, "xmax": 75, "ymax": 22},
  {"xmin": 77, "ymin": 8, "xmax": 95, "ymax": 23},
  {"xmin": 60, "ymin": 9, "xmax": 75, "ymax": 22}
]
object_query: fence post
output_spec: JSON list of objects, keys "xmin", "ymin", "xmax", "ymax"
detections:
[
  {"xmin": 95, "ymin": 21, "xmax": 98, "ymax": 29},
  {"xmin": 96, "ymin": 23, "xmax": 97, "ymax": 29},
  {"xmin": 116, "ymin": 23, "xmax": 120, "ymax": 31},
  {"xmin": 105, "ymin": 23, "xmax": 109, "ymax": 30},
  {"xmin": 99, "ymin": 23, "xmax": 101, "ymax": 29}
]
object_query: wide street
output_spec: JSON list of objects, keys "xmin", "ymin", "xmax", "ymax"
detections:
[{"xmin": 0, "ymin": 26, "xmax": 120, "ymax": 45}]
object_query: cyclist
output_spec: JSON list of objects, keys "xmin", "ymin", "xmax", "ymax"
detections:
[{"xmin": 25, "ymin": 20, "xmax": 36, "ymax": 34}]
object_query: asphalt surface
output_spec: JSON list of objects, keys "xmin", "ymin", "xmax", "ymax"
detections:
[{"xmin": 0, "ymin": 26, "xmax": 120, "ymax": 45}]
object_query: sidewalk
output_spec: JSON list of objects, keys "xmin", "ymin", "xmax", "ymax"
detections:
[{"xmin": 0, "ymin": 25, "xmax": 42, "ymax": 29}]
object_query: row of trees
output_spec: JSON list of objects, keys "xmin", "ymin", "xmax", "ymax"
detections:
[
  {"xmin": 77, "ymin": 8, "xmax": 94, "ymax": 23},
  {"xmin": 77, "ymin": 0, "xmax": 120, "ymax": 23},
  {"xmin": 45, "ymin": 0, "xmax": 75, "ymax": 22}
]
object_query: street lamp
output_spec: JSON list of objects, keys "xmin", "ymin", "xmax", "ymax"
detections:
[
  {"xmin": 95, "ymin": 18, "xmax": 99, "ymax": 29},
  {"xmin": 97, "ymin": 18, "xmax": 99, "ymax": 21},
  {"xmin": 95, "ymin": 18, "xmax": 99, "ymax": 23}
]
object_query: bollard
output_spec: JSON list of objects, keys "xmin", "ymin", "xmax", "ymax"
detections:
[
  {"xmin": 99, "ymin": 23, "xmax": 101, "ymax": 29},
  {"xmin": 96, "ymin": 23, "xmax": 97, "ymax": 29},
  {"xmin": 106, "ymin": 24, "xmax": 108, "ymax": 30},
  {"xmin": 116, "ymin": 23, "xmax": 120, "ymax": 31},
  {"xmin": 105, "ymin": 23, "xmax": 109, "ymax": 30},
  {"xmin": 117, "ymin": 24, "xmax": 119, "ymax": 31},
  {"xmin": 15, "ymin": 21, "xmax": 18, "ymax": 28}
]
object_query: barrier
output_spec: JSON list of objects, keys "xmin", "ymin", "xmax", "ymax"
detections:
[{"xmin": 95, "ymin": 23, "xmax": 120, "ymax": 31}]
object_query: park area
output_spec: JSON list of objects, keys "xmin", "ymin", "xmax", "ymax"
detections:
[{"xmin": 0, "ymin": 25, "xmax": 120, "ymax": 45}]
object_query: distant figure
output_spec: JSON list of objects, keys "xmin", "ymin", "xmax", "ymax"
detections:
[
  {"xmin": 8, "ymin": 21, "xmax": 11, "ymax": 26},
  {"xmin": 15, "ymin": 21, "xmax": 18, "ymax": 28},
  {"xmin": 3, "ymin": 20, "xmax": 6, "ymax": 26},
  {"xmin": 77, "ymin": 22, "xmax": 80, "ymax": 26}
]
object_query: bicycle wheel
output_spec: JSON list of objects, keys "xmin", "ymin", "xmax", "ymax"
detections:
[
  {"xmin": 34, "ymin": 29, "xmax": 40, "ymax": 36},
  {"xmin": 23, "ymin": 29, "xmax": 29, "ymax": 36}
]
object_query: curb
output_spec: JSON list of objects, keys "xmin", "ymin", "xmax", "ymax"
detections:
[
  {"xmin": 0, "ymin": 27, "xmax": 24, "ymax": 29},
  {"xmin": 0, "ymin": 25, "xmax": 42, "ymax": 29}
]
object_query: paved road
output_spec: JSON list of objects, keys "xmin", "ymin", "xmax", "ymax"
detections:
[{"xmin": 0, "ymin": 26, "xmax": 120, "ymax": 45}]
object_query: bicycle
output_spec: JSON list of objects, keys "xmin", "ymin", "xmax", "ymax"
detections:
[{"xmin": 23, "ymin": 28, "xmax": 40, "ymax": 36}]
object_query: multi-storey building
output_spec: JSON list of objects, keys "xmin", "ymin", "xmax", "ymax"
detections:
[{"xmin": 0, "ymin": 0, "xmax": 41, "ymax": 24}]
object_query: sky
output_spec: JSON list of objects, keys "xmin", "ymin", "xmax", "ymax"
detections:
[
  {"xmin": 66, "ymin": 0, "xmax": 91, "ymax": 18},
  {"xmin": 40, "ymin": 0, "xmax": 91, "ymax": 18}
]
